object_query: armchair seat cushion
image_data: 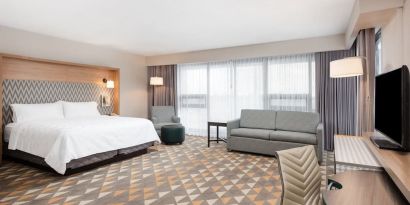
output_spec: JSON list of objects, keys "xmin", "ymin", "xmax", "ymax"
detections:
[
  {"xmin": 154, "ymin": 122, "xmax": 181, "ymax": 130},
  {"xmin": 269, "ymin": 130, "xmax": 316, "ymax": 145},
  {"xmin": 230, "ymin": 128, "xmax": 271, "ymax": 140}
]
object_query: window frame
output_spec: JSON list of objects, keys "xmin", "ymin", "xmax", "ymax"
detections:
[{"xmin": 375, "ymin": 29, "xmax": 382, "ymax": 75}]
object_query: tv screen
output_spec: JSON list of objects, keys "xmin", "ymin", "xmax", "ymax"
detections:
[{"xmin": 375, "ymin": 66, "xmax": 408, "ymax": 147}]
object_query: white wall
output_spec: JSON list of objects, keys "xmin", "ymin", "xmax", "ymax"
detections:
[
  {"xmin": 0, "ymin": 26, "xmax": 148, "ymax": 118},
  {"xmin": 359, "ymin": 0, "xmax": 404, "ymax": 13},
  {"xmin": 404, "ymin": 0, "xmax": 410, "ymax": 67},
  {"xmin": 381, "ymin": 0, "xmax": 409, "ymax": 72},
  {"xmin": 146, "ymin": 34, "xmax": 346, "ymax": 66},
  {"xmin": 382, "ymin": 8, "xmax": 404, "ymax": 71}
]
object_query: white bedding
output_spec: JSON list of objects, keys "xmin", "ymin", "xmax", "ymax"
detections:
[{"xmin": 8, "ymin": 116, "xmax": 160, "ymax": 174}]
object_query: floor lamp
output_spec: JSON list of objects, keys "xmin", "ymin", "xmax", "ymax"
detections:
[
  {"xmin": 150, "ymin": 77, "xmax": 164, "ymax": 107},
  {"xmin": 330, "ymin": 57, "xmax": 364, "ymax": 78},
  {"xmin": 330, "ymin": 56, "xmax": 364, "ymax": 137}
]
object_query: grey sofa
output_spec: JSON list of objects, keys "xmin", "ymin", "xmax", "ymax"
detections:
[
  {"xmin": 151, "ymin": 106, "xmax": 181, "ymax": 136},
  {"xmin": 227, "ymin": 109, "xmax": 323, "ymax": 162}
]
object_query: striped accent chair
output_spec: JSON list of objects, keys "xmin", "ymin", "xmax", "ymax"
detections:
[{"xmin": 276, "ymin": 145, "xmax": 322, "ymax": 205}]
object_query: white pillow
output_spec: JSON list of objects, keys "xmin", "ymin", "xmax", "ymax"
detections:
[
  {"xmin": 11, "ymin": 103, "xmax": 64, "ymax": 123},
  {"xmin": 62, "ymin": 101, "xmax": 101, "ymax": 119}
]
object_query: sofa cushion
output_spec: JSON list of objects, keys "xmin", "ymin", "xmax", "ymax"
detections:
[
  {"xmin": 275, "ymin": 111, "xmax": 319, "ymax": 134},
  {"xmin": 270, "ymin": 131, "xmax": 317, "ymax": 145},
  {"xmin": 240, "ymin": 109, "xmax": 276, "ymax": 130},
  {"xmin": 230, "ymin": 128, "xmax": 271, "ymax": 140}
]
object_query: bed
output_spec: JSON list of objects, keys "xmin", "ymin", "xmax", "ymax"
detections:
[
  {"xmin": 0, "ymin": 55, "xmax": 161, "ymax": 173},
  {"xmin": 3, "ymin": 99, "xmax": 159, "ymax": 175},
  {"xmin": 5, "ymin": 115, "xmax": 159, "ymax": 174}
]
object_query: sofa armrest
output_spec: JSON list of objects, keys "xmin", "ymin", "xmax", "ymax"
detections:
[
  {"xmin": 172, "ymin": 116, "xmax": 181, "ymax": 123},
  {"xmin": 227, "ymin": 119, "xmax": 240, "ymax": 138},
  {"xmin": 151, "ymin": 116, "xmax": 159, "ymax": 124},
  {"xmin": 316, "ymin": 123, "xmax": 324, "ymax": 162}
]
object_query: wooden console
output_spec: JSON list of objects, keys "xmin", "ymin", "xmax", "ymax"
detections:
[{"xmin": 363, "ymin": 132, "xmax": 410, "ymax": 202}]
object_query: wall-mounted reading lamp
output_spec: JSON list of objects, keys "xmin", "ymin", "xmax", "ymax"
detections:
[
  {"xmin": 101, "ymin": 78, "xmax": 114, "ymax": 107},
  {"xmin": 103, "ymin": 78, "xmax": 115, "ymax": 88}
]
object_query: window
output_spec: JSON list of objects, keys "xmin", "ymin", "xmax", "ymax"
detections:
[
  {"xmin": 375, "ymin": 30, "xmax": 382, "ymax": 75},
  {"xmin": 177, "ymin": 54, "xmax": 315, "ymax": 136},
  {"xmin": 234, "ymin": 59, "xmax": 265, "ymax": 115},
  {"xmin": 267, "ymin": 55, "xmax": 315, "ymax": 111},
  {"xmin": 177, "ymin": 63, "xmax": 208, "ymax": 136}
]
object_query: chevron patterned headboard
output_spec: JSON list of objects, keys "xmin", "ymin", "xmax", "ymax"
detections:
[{"xmin": 2, "ymin": 79, "xmax": 114, "ymax": 126}]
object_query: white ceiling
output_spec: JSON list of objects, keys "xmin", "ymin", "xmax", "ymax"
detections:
[{"xmin": 0, "ymin": 0, "xmax": 356, "ymax": 56}]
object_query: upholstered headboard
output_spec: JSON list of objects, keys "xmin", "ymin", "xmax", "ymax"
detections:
[{"xmin": 2, "ymin": 79, "xmax": 114, "ymax": 126}]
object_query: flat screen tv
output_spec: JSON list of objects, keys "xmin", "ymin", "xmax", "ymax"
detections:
[{"xmin": 373, "ymin": 65, "xmax": 409, "ymax": 151}]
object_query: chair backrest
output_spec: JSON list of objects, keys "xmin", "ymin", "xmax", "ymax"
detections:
[
  {"xmin": 276, "ymin": 145, "xmax": 321, "ymax": 205},
  {"xmin": 151, "ymin": 106, "xmax": 175, "ymax": 123}
]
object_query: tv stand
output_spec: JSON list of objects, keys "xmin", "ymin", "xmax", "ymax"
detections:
[
  {"xmin": 364, "ymin": 133, "xmax": 410, "ymax": 202},
  {"xmin": 333, "ymin": 134, "xmax": 410, "ymax": 203},
  {"xmin": 370, "ymin": 136, "xmax": 404, "ymax": 151}
]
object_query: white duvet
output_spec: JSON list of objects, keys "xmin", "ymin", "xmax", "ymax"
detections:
[{"xmin": 8, "ymin": 116, "xmax": 160, "ymax": 174}]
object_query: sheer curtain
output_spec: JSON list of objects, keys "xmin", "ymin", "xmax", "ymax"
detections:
[
  {"xmin": 208, "ymin": 61, "xmax": 235, "ymax": 123},
  {"xmin": 208, "ymin": 59, "xmax": 265, "ymax": 137},
  {"xmin": 234, "ymin": 58, "xmax": 265, "ymax": 114},
  {"xmin": 208, "ymin": 59, "xmax": 265, "ymax": 122},
  {"xmin": 267, "ymin": 54, "xmax": 315, "ymax": 112},
  {"xmin": 177, "ymin": 63, "xmax": 208, "ymax": 136},
  {"xmin": 177, "ymin": 54, "xmax": 315, "ymax": 136}
]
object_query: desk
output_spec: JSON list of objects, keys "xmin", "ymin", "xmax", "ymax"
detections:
[
  {"xmin": 207, "ymin": 122, "xmax": 227, "ymax": 147},
  {"xmin": 363, "ymin": 133, "xmax": 410, "ymax": 202},
  {"xmin": 323, "ymin": 171, "xmax": 407, "ymax": 205},
  {"xmin": 334, "ymin": 135, "xmax": 381, "ymax": 169},
  {"xmin": 332, "ymin": 134, "xmax": 410, "ymax": 203}
]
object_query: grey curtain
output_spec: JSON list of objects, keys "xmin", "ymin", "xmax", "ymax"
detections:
[
  {"xmin": 147, "ymin": 65, "xmax": 177, "ymax": 118},
  {"xmin": 316, "ymin": 46, "xmax": 358, "ymax": 151},
  {"xmin": 357, "ymin": 28, "xmax": 376, "ymax": 135}
]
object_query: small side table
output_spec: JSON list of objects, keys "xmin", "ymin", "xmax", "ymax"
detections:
[{"xmin": 207, "ymin": 122, "xmax": 227, "ymax": 147}]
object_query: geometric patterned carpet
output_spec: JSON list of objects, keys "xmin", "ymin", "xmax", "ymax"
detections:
[{"xmin": 0, "ymin": 136, "xmax": 332, "ymax": 205}]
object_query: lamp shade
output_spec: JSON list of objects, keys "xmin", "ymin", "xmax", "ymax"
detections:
[
  {"xmin": 106, "ymin": 80, "xmax": 114, "ymax": 88},
  {"xmin": 330, "ymin": 57, "xmax": 364, "ymax": 78},
  {"xmin": 150, "ymin": 77, "xmax": 163, "ymax": 86}
]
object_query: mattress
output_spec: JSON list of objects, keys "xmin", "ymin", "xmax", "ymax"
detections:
[{"xmin": 4, "ymin": 123, "xmax": 15, "ymax": 142}]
